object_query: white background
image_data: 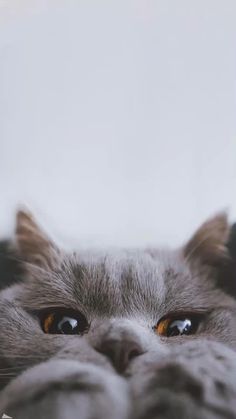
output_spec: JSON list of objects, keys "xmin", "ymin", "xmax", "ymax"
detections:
[{"xmin": 0, "ymin": 0, "xmax": 236, "ymax": 249}]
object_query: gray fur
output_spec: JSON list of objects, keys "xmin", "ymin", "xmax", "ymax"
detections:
[{"xmin": 0, "ymin": 212, "xmax": 236, "ymax": 418}]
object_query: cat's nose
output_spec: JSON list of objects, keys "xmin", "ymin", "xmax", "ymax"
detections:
[{"xmin": 97, "ymin": 339, "xmax": 143, "ymax": 373}]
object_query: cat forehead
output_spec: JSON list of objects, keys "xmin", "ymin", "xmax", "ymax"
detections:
[
  {"xmin": 19, "ymin": 248, "xmax": 180, "ymax": 310},
  {"xmin": 68, "ymin": 248, "xmax": 183, "ymax": 279},
  {"xmin": 19, "ymin": 247, "xmax": 225, "ymax": 319},
  {"xmin": 60, "ymin": 248, "xmax": 204, "ymax": 312}
]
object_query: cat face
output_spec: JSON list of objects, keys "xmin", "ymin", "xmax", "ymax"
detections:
[{"xmin": 0, "ymin": 211, "xmax": 236, "ymax": 389}]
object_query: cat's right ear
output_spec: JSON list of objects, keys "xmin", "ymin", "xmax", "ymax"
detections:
[
  {"xmin": 183, "ymin": 212, "xmax": 230, "ymax": 267},
  {"xmin": 15, "ymin": 210, "xmax": 60, "ymax": 270}
]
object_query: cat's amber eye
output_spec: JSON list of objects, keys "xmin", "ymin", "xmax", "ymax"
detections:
[
  {"xmin": 41, "ymin": 309, "xmax": 89, "ymax": 335},
  {"xmin": 155, "ymin": 314, "xmax": 201, "ymax": 337}
]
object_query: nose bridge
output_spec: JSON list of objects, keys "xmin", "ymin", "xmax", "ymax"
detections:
[
  {"xmin": 92, "ymin": 318, "xmax": 146, "ymax": 373},
  {"xmin": 102, "ymin": 318, "xmax": 144, "ymax": 343},
  {"xmin": 107, "ymin": 317, "xmax": 129, "ymax": 335}
]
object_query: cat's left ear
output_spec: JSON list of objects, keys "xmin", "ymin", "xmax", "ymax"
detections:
[
  {"xmin": 15, "ymin": 210, "xmax": 60, "ymax": 269},
  {"xmin": 183, "ymin": 212, "xmax": 230, "ymax": 267},
  {"xmin": 183, "ymin": 212, "xmax": 236, "ymax": 296}
]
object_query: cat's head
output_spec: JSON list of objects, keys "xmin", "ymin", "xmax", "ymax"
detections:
[{"xmin": 0, "ymin": 210, "xmax": 236, "ymax": 388}]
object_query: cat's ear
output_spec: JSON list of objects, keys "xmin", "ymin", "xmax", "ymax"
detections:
[
  {"xmin": 15, "ymin": 210, "xmax": 60, "ymax": 269},
  {"xmin": 183, "ymin": 212, "xmax": 230, "ymax": 266}
]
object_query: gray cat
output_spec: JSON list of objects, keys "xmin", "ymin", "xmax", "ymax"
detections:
[{"xmin": 0, "ymin": 210, "xmax": 236, "ymax": 419}]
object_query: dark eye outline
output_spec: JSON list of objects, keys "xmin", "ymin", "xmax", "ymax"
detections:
[
  {"xmin": 39, "ymin": 308, "xmax": 90, "ymax": 335},
  {"xmin": 154, "ymin": 311, "xmax": 205, "ymax": 338}
]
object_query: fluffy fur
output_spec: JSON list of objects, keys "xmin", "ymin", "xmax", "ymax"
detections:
[{"xmin": 0, "ymin": 211, "xmax": 236, "ymax": 419}]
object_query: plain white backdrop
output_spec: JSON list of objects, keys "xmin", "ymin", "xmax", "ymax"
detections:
[{"xmin": 0, "ymin": 0, "xmax": 236, "ymax": 249}]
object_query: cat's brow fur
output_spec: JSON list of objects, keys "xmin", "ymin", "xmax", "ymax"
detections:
[{"xmin": 0, "ymin": 210, "xmax": 236, "ymax": 419}]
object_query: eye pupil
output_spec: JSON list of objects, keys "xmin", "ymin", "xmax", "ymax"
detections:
[
  {"xmin": 167, "ymin": 319, "xmax": 192, "ymax": 337},
  {"xmin": 58, "ymin": 317, "xmax": 78, "ymax": 334}
]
